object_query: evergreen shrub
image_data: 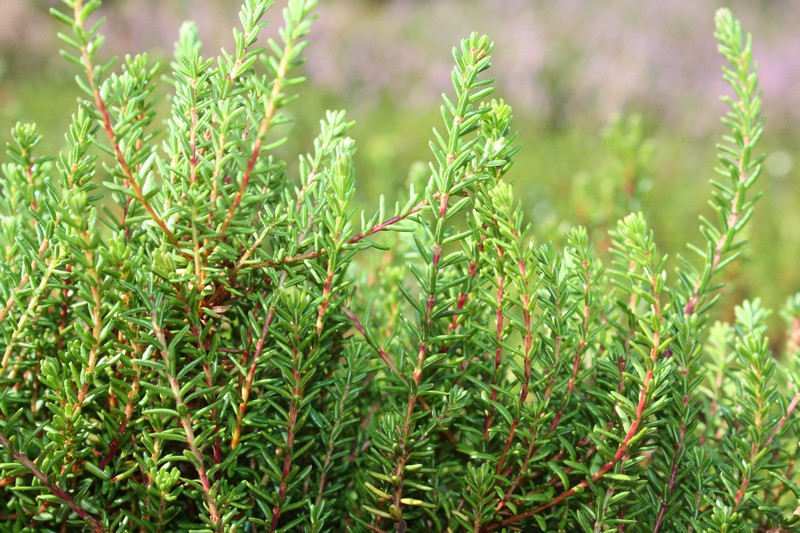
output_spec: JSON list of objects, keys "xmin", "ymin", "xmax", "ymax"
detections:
[{"xmin": 0, "ymin": 1, "xmax": 798, "ymax": 531}]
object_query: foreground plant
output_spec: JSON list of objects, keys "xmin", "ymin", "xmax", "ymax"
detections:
[{"xmin": 0, "ymin": 1, "xmax": 797, "ymax": 531}]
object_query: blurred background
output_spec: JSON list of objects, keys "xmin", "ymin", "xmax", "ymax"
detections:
[{"xmin": 1, "ymin": 0, "xmax": 799, "ymax": 333}]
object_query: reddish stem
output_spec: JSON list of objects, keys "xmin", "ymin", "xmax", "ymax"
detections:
[
  {"xmin": 269, "ymin": 360, "xmax": 302, "ymax": 532},
  {"xmin": 219, "ymin": 28, "xmax": 299, "ymax": 240},
  {"xmin": 490, "ymin": 263, "xmax": 663, "ymax": 531},
  {"xmin": 247, "ymin": 198, "xmax": 431, "ymax": 270},
  {"xmin": 0, "ymin": 431, "xmax": 105, "ymax": 532},
  {"xmin": 231, "ymin": 299, "xmax": 278, "ymax": 449},
  {"xmin": 150, "ymin": 307, "xmax": 220, "ymax": 526},
  {"xmin": 483, "ymin": 247, "xmax": 505, "ymax": 441},
  {"xmin": 341, "ymin": 305, "xmax": 405, "ymax": 379}
]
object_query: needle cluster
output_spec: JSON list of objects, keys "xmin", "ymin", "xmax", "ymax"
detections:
[{"xmin": 0, "ymin": 2, "xmax": 797, "ymax": 531}]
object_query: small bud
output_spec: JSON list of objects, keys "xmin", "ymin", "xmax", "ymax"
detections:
[{"xmin": 389, "ymin": 504, "xmax": 402, "ymax": 522}]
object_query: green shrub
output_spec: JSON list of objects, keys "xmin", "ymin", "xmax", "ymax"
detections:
[{"xmin": 0, "ymin": 1, "xmax": 798, "ymax": 531}]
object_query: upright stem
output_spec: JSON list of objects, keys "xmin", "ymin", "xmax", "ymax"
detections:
[
  {"xmin": 150, "ymin": 307, "xmax": 220, "ymax": 528},
  {"xmin": 72, "ymin": 1, "xmax": 175, "ymax": 243},
  {"xmin": 218, "ymin": 27, "xmax": 296, "ymax": 240}
]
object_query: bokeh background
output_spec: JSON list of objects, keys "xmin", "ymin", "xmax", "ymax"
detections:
[{"xmin": 1, "ymin": 0, "xmax": 799, "ymax": 333}]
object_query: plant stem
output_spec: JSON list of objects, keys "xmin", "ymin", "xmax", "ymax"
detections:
[
  {"xmin": 150, "ymin": 306, "xmax": 220, "ymax": 528},
  {"xmin": 72, "ymin": 1, "xmax": 175, "ymax": 243},
  {"xmin": 0, "ymin": 432, "xmax": 106, "ymax": 532}
]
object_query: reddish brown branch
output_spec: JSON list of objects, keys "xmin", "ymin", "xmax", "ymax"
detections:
[
  {"xmin": 245, "ymin": 198, "xmax": 430, "ymax": 271},
  {"xmin": 231, "ymin": 298, "xmax": 278, "ymax": 450},
  {"xmin": 218, "ymin": 25, "xmax": 299, "ymax": 240},
  {"xmin": 765, "ymin": 391, "xmax": 800, "ymax": 447},
  {"xmin": 483, "ymin": 246, "xmax": 505, "ymax": 441},
  {"xmin": 490, "ymin": 260, "xmax": 664, "ymax": 531},
  {"xmin": 72, "ymin": 4, "xmax": 175, "ymax": 243},
  {"xmin": 269, "ymin": 351, "xmax": 303, "ymax": 532},
  {"xmin": 341, "ymin": 306, "xmax": 405, "ymax": 380},
  {"xmin": 74, "ymin": 245, "xmax": 103, "ymax": 412},
  {"xmin": 150, "ymin": 306, "xmax": 219, "ymax": 526},
  {"xmin": 315, "ymin": 380, "xmax": 353, "ymax": 505},
  {"xmin": 0, "ymin": 431, "xmax": 105, "ymax": 532},
  {"xmin": 683, "ymin": 94, "xmax": 754, "ymax": 317}
]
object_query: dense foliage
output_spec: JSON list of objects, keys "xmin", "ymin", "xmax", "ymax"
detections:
[{"xmin": 0, "ymin": 1, "xmax": 798, "ymax": 531}]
